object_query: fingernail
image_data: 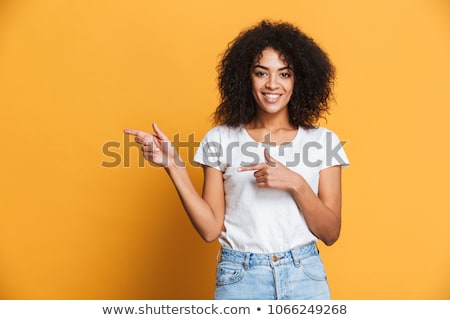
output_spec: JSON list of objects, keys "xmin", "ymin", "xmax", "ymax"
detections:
[{"xmin": 237, "ymin": 167, "xmax": 242, "ymax": 172}]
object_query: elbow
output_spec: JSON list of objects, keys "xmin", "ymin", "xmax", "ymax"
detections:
[
  {"xmin": 202, "ymin": 234, "xmax": 219, "ymax": 243},
  {"xmin": 322, "ymin": 237, "xmax": 338, "ymax": 246},
  {"xmin": 321, "ymin": 214, "xmax": 341, "ymax": 246},
  {"xmin": 321, "ymin": 230, "xmax": 340, "ymax": 246},
  {"xmin": 203, "ymin": 236, "xmax": 218, "ymax": 243},
  {"xmin": 201, "ymin": 217, "xmax": 224, "ymax": 242},
  {"xmin": 200, "ymin": 229, "xmax": 221, "ymax": 243}
]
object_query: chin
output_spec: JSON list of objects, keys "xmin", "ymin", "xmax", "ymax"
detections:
[{"xmin": 260, "ymin": 104, "xmax": 286, "ymax": 114}]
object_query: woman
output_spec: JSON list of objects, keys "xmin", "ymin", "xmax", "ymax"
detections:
[{"xmin": 124, "ymin": 20, "xmax": 349, "ymax": 300}]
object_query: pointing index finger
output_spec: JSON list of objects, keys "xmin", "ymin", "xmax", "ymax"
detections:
[
  {"xmin": 237, "ymin": 163, "xmax": 266, "ymax": 172},
  {"xmin": 124, "ymin": 129, "xmax": 154, "ymax": 145},
  {"xmin": 123, "ymin": 129, "xmax": 140, "ymax": 136}
]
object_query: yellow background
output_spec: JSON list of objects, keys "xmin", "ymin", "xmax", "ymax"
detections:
[{"xmin": 1, "ymin": 0, "xmax": 449, "ymax": 299}]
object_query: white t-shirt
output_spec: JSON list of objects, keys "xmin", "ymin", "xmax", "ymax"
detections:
[{"xmin": 193, "ymin": 125, "xmax": 349, "ymax": 253}]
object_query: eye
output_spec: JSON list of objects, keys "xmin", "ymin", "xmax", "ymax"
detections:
[
  {"xmin": 280, "ymin": 72, "xmax": 291, "ymax": 78},
  {"xmin": 254, "ymin": 71, "xmax": 268, "ymax": 77}
]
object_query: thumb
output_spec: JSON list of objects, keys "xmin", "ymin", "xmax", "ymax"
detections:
[
  {"xmin": 152, "ymin": 122, "xmax": 169, "ymax": 141},
  {"xmin": 264, "ymin": 148, "xmax": 276, "ymax": 167}
]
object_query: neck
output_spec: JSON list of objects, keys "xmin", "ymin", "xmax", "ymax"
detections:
[{"xmin": 249, "ymin": 111, "xmax": 293, "ymax": 132}]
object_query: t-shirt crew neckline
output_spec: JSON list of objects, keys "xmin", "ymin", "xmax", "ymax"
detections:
[{"xmin": 241, "ymin": 125, "xmax": 303, "ymax": 145}]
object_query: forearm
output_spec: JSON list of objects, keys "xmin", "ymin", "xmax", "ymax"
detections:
[
  {"xmin": 290, "ymin": 176, "xmax": 341, "ymax": 246},
  {"xmin": 165, "ymin": 164, "xmax": 222, "ymax": 242}
]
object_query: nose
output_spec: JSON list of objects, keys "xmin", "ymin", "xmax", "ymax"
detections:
[{"xmin": 265, "ymin": 74, "xmax": 279, "ymax": 90}]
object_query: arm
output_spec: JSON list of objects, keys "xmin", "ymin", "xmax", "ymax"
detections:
[
  {"xmin": 289, "ymin": 165, "xmax": 342, "ymax": 246},
  {"xmin": 239, "ymin": 148, "xmax": 342, "ymax": 246},
  {"xmin": 165, "ymin": 164, "xmax": 225, "ymax": 242},
  {"xmin": 124, "ymin": 123, "xmax": 225, "ymax": 242}
]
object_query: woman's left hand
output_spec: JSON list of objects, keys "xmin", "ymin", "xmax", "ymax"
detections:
[
  {"xmin": 239, "ymin": 148, "xmax": 343, "ymax": 245},
  {"xmin": 238, "ymin": 148, "xmax": 303, "ymax": 191}
]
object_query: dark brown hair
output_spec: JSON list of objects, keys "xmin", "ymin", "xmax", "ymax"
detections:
[{"xmin": 214, "ymin": 20, "xmax": 335, "ymax": 129}]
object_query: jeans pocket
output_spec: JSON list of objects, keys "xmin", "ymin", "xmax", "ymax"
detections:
[
  {"xmin": 299, "ymin": 255, "xmax": 328, "ymax": 281},
  {"xmin": 216, "ymin": 261, "xmax": 245, "ymax": 286}
]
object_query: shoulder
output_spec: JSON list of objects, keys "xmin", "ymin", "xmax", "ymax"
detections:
[
  {"xmin": 301, "ymin": 126, "xmax": 347, "ymax": 152},
  {"xmin": 301, "ymin": 126, "xmax": 337, "ymax": 141},
  {"xmin": 302, "ymin": 126, "xmax": 349, "ymax": 169}
]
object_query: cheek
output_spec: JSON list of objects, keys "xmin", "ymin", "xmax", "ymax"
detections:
[
  {"xmin": 250, "ymin": 81, "xmax": 258, "ymax": 93},
  {"xmin": 251, "ymin": 78, "xmax": 261, "ymax": 90},
  {"xmin": 284, "ymin": 84, "xmax": 294, "ymax": 96},
  {"xmin": 286, "ymin": 82, "xmax": 294, "ymax": 98},
  {"xmin": 288, "ymin": 79, "xmax": 294, "ymax": 91}
]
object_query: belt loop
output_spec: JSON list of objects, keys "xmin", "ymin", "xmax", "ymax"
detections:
[
  {"xmin": 291, "ymin": 248, "xmax": 301, "ymax": 267},
  {"xmin": 243, "ymin": 252, "xmax": 250, "ymax": 270}
]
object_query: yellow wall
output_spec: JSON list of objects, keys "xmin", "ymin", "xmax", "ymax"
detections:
[{"xmin": 0, "ymin": 0, "xmax": 449, "ymax": 299}]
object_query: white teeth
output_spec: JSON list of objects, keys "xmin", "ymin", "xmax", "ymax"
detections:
[{"xmin": 264, "ymin": 93, "xmax": 280, "ymax": 99}]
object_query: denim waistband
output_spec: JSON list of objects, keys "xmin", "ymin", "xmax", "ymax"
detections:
[{"xmin": 219, "ymin": 243, "xmax": 318, "ymax": 268}]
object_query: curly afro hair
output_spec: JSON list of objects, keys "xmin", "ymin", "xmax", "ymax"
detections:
[{"xmin": 214, "ymin": 20, "xmax": 335, "ymax": 129}]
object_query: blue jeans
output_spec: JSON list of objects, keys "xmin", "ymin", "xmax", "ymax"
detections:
[{"xmin": 214, "ymin": 243, "xmax": 331, "ymax": 300}]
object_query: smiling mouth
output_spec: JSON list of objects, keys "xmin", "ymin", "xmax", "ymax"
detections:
[
  {"xmin": 263, "ymin": 93, "xmax": 282, "ymax": 98},
  {"xmin": 262, "ymin": 93, "xmax": 282, "ymax": 102}
]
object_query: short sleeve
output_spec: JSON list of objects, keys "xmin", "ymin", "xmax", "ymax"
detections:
[
  {"xmin": 319, "ymin": 129, "xmax": 350, "ymax": 171},
  {"xmin": 193, "ymin": 127, "xmax": 226, "ymax": 172}
]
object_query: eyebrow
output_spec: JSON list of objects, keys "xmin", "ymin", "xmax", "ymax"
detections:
[{"xmin": 253, "ymin": 64, "xmax": 292, "ymax": 71}]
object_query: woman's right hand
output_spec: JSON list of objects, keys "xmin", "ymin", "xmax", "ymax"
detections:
[
  {"xmin": 125, "ymin": 123, "xmax": 225, "ymax": 242},
  {"xmin": 123, "ymin": 123, "xmax": 181, "ymax": 168}
]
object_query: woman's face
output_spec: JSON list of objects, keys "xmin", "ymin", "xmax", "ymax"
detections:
[{"xmin": 250, "ymin": 47, "xmax": 294, "ymax": 116}]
